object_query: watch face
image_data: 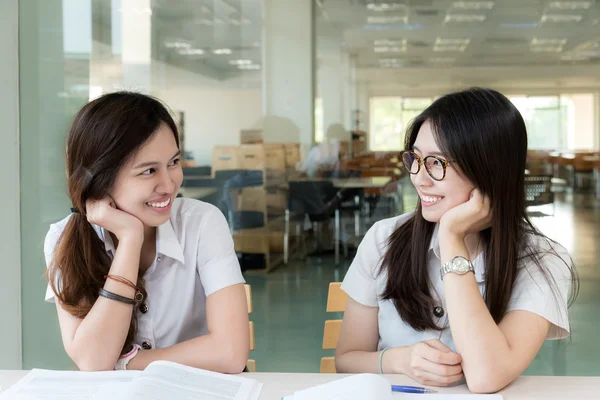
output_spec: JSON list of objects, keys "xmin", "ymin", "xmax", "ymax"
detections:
[{"xmin": 453, "ymin": 257, "xmax": 471, "ymax": 273}]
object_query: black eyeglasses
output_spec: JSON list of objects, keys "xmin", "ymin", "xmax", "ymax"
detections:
[{"xmin": 401, "ymin": 150, "xmax": 450, "ymax": 181}]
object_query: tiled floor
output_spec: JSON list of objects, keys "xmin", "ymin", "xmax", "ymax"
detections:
[{"xmin": 244, "ymin": 179, "xmax": 600, "ymax": 375}]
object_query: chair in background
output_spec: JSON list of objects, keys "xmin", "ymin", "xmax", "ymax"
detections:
[
  {"xmin": 245, "ymin": 284, "xmax": 256, "ymax": 372},
  {"xmin": 320, "ymin": 282, "xmax": 348, "ymax": 373},
  {"xmin": 525, "ymin": 175, "xmax": 554, "ymax": 217},
  {"xmin": 182, "ymin": 165, "xmax": 211, "ymax": 177},
  {"xmin": 284, "ymin": 180, "xmax": 340, "ymax": 264}
]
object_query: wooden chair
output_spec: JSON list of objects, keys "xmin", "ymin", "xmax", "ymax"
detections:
[
  {"xmin": 320, "ymin": 282, "xmax": 349, "ymax": 373},
  {"xmin": 245, "ymin": 284, "xmax": 257, "ymax": 372}
]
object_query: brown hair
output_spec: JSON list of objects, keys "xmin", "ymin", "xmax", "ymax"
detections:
[
  {"xmin": 47, "ymin": 92, "xmax": 179, "ymax": 354},
  {"xmin": 380, "ymin": 88, "xmax": 578, "ymax": 331}
]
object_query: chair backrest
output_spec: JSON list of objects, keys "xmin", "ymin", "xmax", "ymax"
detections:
[
  {"xmin": 183, "ymin": 165, "xmax": 211, "ymax": 177},
  {"xmin": 320, "ymin": 282, "xmax": 348, "ymax": 373},
  {"xmin": 525, "ymin": 175, "xmax": 553, "ymax": 207},
  {"xmin": 288, "ymin": 180, "xmax": 337, "ymax": 216},
  {"xmin": 245, "ymin": 284, "xmax": 257, "ymax": 372}
]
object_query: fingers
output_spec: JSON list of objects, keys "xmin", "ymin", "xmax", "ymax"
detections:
[
  {"xmin": 85, "ymin": 197, "xmax": 113, "ymax": 223},
  {"xmin": 417, "ymin": 357, "xmax": 463, "ymax": 377},
  {"xmin": 413, "ymin": 370, "xmax": 464, "ymax": 387},
  {"xmin": 423, "ymin": 339, "xmax": 453, "ymax": 353},
  {"xmin": 419, "ymin": 342, "xmax": 462, "ymax": 365}
]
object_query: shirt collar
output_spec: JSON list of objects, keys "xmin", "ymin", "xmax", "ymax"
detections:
[
  {"xmin": 94, "ymin": 221, "xmax": 185, "ymax": 264},
  {"xmin": 156, "ymin": 220, "xmax": 185, "ymax": 263},
  {"xmin": 429, "ymin": 223, "xmax": 485, "ymax": 283}
]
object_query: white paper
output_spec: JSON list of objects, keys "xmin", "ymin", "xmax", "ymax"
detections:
[
  {"xmin": 285, "ymin": 374, "xmax": 504, "ymax": 400},
  {"xmin": 293, "ymin": 374, "xmax": 392, "ymax": 400},
  {"xmin": 0, "ymin": 369, "xmax": 139, "ymax": 400},
  {"xmin": 115, "ymin": 361, "xmax": 262, "ymax": 400},
  {"xmin": 0, "ymin": 361, "xmax": 262, "ymax": 400},
  {"xmin": 395, "ymin": 395, "xmax": 503, "ymax": 399}
]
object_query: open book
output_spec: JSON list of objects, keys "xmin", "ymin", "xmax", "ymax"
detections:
[
  {"xmin": 283, "ymin": 374, "xmax": 503, "ymax": 400},
  {"xmin": 0, "ymin": 360, "xmax": 262, "ymax": 400}
]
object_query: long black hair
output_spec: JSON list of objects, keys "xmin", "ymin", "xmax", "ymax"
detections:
[
  {"xmin": 48, "ymin": 92, "xmax": 179, "ymax": 354},
  {"xmin": 380, "ymin": 87, "xmax": 578, "ymax": 331}
]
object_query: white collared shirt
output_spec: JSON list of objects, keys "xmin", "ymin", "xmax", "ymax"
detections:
[
  {"xmin": 341, "ymin": 211, "xmax": 572, "ymax": 352},
  {"xmin": 44, "ymin": 198, "xmax": 245, "ymax": 350}
]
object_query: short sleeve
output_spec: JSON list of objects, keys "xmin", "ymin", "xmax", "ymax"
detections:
[
  {"xmin": 44, "ymin": 221, "xmax": 67, "ymax": 303},
  {"xmin": 196, "ymin": 207, "xmax": 245, "ymax": 296},
  {"xmin": 506, "ymin": 241, "xmax": 573, "ymax": 340},
  {"xmin": 341, "ymin": 220, "xmax": 391, "ymax": 307}
]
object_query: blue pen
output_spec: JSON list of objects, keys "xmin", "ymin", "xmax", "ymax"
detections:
[{"xmin": 391, "ymin": 385, "xmax": 437, "ymax": 394}]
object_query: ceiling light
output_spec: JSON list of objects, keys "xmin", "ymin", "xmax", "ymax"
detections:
[
  {"xmin": 444, "ymin": 14, "xmax": 486, "ymax": 23},
  {"xmin": 430, "ymin": 57, "xmax": 456, "ymax": 64},
  {"xmin": 238, "ymin": 64, "xmax": 261, "ymax": 70},
  {"xmin": 229, "ymin": 59, "xmax": 252, "ymax": 65},
  {"xmin": 213, "ymin": 48, "xmax": 232, "ymax": 55},
  {"xmin": 531, "ymin": 46, "xmax": 564, "ymax": 52},
  {"xmin": 500, "ymin": 22, "xmax": 538, "ymax": 28},
  {"xmin": 573, "ymin": 40, "xmax": 600, "ymax": 52},
  {"xmin": 165, "ymin": 41, "xmax": 191, "ymax": 49},
  {"xmin": 548, "ymin": 1, "xmax": 593, "ymax": 10},
  {"xmin": 178, "ymin": 48, "xmax": 204, "ymax": 56},
  {"xmin": 452, "ymin": 1, "xmax": 495, "ymax": 10},
  {"xmin": 434, "ymin": 37, "xmax": 470, "ymax": 51},
  {"xmin": 531, "ymin": 37, "xmax": 567, "ymax": 46},
  {"xmin": 374, "ymin": 39, "xmax": 405, "ymax": 46},
  {"xmin": 561, "ymin": 54, "xmax": 589, "ymax": 60},
  {"xmin": 374, "ymin": 46, "xmax": 406, "ymax": 53},
  {"xmin": 366, "ymin": 3, "xmax": 407, "ymax": 12},
  {"xmin": 541, "ymin": 14, "xmax": 583, "ymax": 23},
  {"xmin": 436, "ymin": 37, "xmax": 471, "ymax": 45},
  {"xmin": 433, "ymin": 45, "xmax": 468, "ymax": 52},
  {"xmin": 367, "ymin": 16, "xmax": 408, "ymax": 24}
]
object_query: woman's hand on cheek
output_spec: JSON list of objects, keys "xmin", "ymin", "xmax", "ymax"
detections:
[
  {"xmin": 85, "ymin": 196, "xmax": 144, "ymax": 242},
  {"xmin": 439, "ymin": 189, "xmax": 492, "ymax": 239}
]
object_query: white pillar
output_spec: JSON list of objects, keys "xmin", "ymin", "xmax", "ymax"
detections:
[
  {"xmin": 0, "ymin": 0, "xmax": 22, "ymax": 369},
  {"xmin": 594, "ymin": 92, "xmax": 600, "ymax": 150},
  {"xmin": 356, "ymin": 81, "xmax": 370, "ymax": 137},
  {"xmin": 343, "ymin": 54, "xmax": 358, "ymax": 132},
  {"xmin": 121, "ymin": 0, "xmax": 152, "ymax": 91},
  {"xmin": 318, "ymin": 34, "xmax": 345, "ymax": 135},
  {"xmin": 262, "ymin": 0, "xmax": 315, "ymax": 147}
]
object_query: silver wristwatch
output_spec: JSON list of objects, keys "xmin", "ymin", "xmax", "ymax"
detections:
[{"xmin": 440, "ymin": 256, "xmax": 474, "ymax": 280}]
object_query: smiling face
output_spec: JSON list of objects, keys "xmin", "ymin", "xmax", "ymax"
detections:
[
  {"xmin": 109, "ymin": 123, "xmax": 183, "ymax": 228},
  {"xmin": 410, "ymin": 120, "xmax": 475, "ymax": 223}
]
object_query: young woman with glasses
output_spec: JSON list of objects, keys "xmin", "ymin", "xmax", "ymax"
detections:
[{"xmin": 335, "ymin": 88, "xmax": 578, "ymax": 393}]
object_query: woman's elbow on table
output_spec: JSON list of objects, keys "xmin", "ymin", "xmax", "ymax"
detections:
[
  {"xmin": 219, "ymin": 340, "xmax": 250, "ymax": 374},
  {"xmin": 66, "ymin": 343, "xmax": 116, "ymax": 372},
  {"xmin": 465, "ymin": 370, "xmax": 511, "ymax": 394}
]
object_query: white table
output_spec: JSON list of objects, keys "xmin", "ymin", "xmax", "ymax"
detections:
[{"xmin": 2, "ymin": 371, "xmax": 599, "ymax": 399}]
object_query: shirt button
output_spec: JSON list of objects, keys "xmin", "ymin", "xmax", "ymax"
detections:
[
  {"xmin": 157, "ymin": 256, "xmax": 163, "ymax": 262},
  {"xmin": 433, "ymin": 306, "xmax": 445, "ymax": 318},
  {"xmin": 140, "ymin": 303, "xmax": 149, "ymax": 314},
  {"xmin": 142, "ymin": 341, "xmax": 152, "ymax": 350}
]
